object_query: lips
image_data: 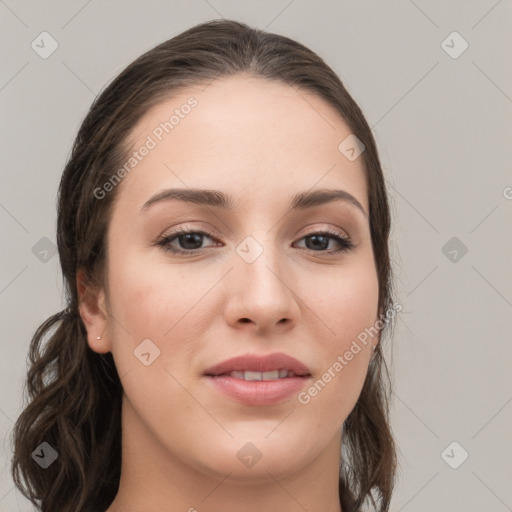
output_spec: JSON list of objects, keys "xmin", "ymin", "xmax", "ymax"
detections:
[
  {"xmin": 203, "ymin": 352, "xmax": 312, "ymax": 406},
  {"xmin": 203, "ymin": 352, "xmax": 311, "ymax": 377}
]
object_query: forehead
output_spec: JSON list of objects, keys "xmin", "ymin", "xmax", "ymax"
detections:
[{"xmin": 116, "ymin": 74, "xmax": 368, "ymax": 215}]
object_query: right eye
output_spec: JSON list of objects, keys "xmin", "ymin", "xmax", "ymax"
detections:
[{"xmin": 156, "ymin": 228, "xmax": 220, "ymax": 255}]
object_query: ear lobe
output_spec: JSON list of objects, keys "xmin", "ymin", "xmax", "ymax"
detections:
[{"xmin": 76, "ymin": 269, "xmax": 111, "ymax": 354}]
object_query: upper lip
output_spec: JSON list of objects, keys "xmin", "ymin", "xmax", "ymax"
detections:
[{"xmin": 204, "ymin": 352, "xmax": 311, "ymax": 376}]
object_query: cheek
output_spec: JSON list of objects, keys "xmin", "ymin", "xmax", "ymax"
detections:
[
  {"xmin": 300, "ymin": 257, "xmax": 379, "ymax": 404},
  {"xmin": 105, "ymin": 254, "xmax": 210, "ymax": 410},
  {"xmin": 308, "ymin": 256, "xmax": 380, "ymax": 349},
  {"xmin": 107, "ymin": 249, "xmax": 210, "ymax": 340},
  {"xmin": 105, "ymin": 247, "xmax": 231, "ymax": 398}
]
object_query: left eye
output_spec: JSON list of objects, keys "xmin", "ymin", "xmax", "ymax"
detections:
[{"xmin": 156, "ymin": 228, "xmax": 353, "ymax": 255}]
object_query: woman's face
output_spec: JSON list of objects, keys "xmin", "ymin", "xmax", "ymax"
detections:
[{"xmin": 86, "ymin": 74, "xmax": 379, "ymax": 484}]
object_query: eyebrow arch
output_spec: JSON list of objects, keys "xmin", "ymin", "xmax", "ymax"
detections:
[{"xmin": 140, "ymin": 187, "xmax": 367, "ymax": 218}]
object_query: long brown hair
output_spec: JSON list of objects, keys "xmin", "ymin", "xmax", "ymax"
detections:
[{"xmin": 10, "ymin": 19, "xmax": 397, "ymax": 512}]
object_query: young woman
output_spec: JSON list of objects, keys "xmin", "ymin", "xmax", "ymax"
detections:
[{"xmin": 11, "ymin": 19, "xmax": 398, "ymax": 512}]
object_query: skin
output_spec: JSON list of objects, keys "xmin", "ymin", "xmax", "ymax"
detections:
[{"xmin": 78, "ymin": 74, "xmax": 380, "ymax": 512}]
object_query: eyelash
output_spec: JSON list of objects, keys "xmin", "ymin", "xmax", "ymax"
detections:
[{"xmin": 155, "ymin": 226, "xmax": 354, "ymax": 256}]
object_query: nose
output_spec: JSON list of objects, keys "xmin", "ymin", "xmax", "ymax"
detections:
[{"xmin": 223, "ymin": 240, "xmax": 300, "ymax": 334}]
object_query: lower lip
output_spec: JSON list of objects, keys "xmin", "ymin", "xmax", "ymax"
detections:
[{"xmin": 204, "ymin": 375, "xmax": 311, "ymax": 405}]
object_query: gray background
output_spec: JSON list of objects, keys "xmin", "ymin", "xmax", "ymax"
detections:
[{"xmin": 1, "ymin": 1, "xmax": 511, "ymax": 511}]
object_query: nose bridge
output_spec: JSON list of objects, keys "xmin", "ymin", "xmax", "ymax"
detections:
[
  {"xmin": 235, "ymin": 230, "xmax": 287, "ymax": 293},
  {"xmin": 227, "ymin": 228, "xmax": 298, "ymax": 326}
]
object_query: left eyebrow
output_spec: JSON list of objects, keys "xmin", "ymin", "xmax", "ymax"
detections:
[{"xmin": 140, "ymin": 187, "xmax": 368, "ymax": 219}]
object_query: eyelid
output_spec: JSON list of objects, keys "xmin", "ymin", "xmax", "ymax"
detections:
[
  {"xmin": 297, "ymin": 223, "xmax": 350, "ymax": 239},
  {"xmin": 155, "ymin": 222, "xmax": 354, "ymax": 256},
  {"xmin": 159, "ymin": 222, "xmax": 220, "ymax": 239},
  {"xmin": 158, "ymin": 223, "xmax": 350, "ymax": 243}
]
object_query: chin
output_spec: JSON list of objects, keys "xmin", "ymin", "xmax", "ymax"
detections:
[
  {"xmin": 203, "ymin": 453, "xmax": 304, "ymax": 484},
  {"xmin": 190, "ymin": 432, "xmax": 312, "ymax": 482}
]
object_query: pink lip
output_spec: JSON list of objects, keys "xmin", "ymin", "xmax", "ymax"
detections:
[
  {"xmin": 203, "ymin": 352, "xmax": 312, "ymax": 406},
  {"xmin": 203, "ymin": 352, "xmax": 311, "ymax": 376},
  {"xmin": 204, "ymin": 375, "xmax": 310, "ymax": 405}
]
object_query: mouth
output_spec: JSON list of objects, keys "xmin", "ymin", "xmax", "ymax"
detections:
[
  {"xmin": 205, "ymin": 369, "xmax": 310, "ymax": 380},
  {"xmin": 203, "ymin": 352, "xmax": 312, "ymax": 405},
  {"xmin": 203, "ymin": 351, "xmax": 311, "ymax": 377}
]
